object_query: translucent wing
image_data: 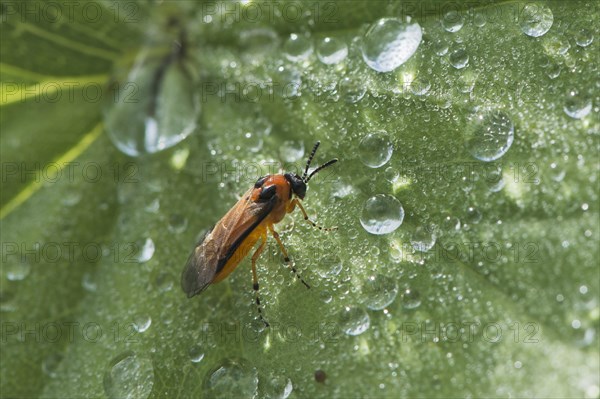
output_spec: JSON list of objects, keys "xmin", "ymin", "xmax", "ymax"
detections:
[{"xmin": 181, "ymin": 187, "xmax": 276, "ymax": 298}]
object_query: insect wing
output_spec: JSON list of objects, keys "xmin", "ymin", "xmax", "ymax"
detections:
[{"xmin": 181, "ymin": 187, "xmax": 276, "ymax": 298}]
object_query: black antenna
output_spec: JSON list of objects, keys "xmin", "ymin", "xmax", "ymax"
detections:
[
  {"xmin": 306, "ymin": 158, "xmax": 338, "ymax": 183},
  {"xmin": 302, "ymin": 141, "xmax": 321, "ymax": 182}
]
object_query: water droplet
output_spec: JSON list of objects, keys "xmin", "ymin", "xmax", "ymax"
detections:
[
  {"xmin": 6, "ymin": 261, "xmax": 31, "ymax": 281},
  {"xmin": 339, "ymin": 306, "xmax": 370, "ymax": 336},
  {"xmin": 61, "ymin": 190, "xmax": 82, "ymax": 206},
  {"xmin": 442, "ymin": 10, "xmax": 464, "ymax": 32},
  {"xmin": 519, "ymin": 3, "xmax": 553, "ymax": 37},
  {"xmin": 283, "ymin": 33, "xmax": 313, "ymax": 62},
  {"xmin": 360, "ymin": 194, "xmax": 405, "ymax": 235},
  {"xmin": 402, "ymin": 289, "xmax": 421, "ymax": 309},
  {"xmin": 239, "ymin": 28, "xmax": 279, "ymax": 52},
  {"xmin": 361, "ymin": 17, "xmax": 422, "ymax": 72},
  {"xmin": 134, "ymin": 238, "xmax": 155, "ymax": 263},
  {"xmin": 449, "ymin": 47, "xmax": 469, "ymax": 69},
  {"xmin": 203, "ymin": 359, "xmax": 258, "ymax": 399},
  {"xmin": 315, "ymin": 254, "xmax": 343, "ymax": 278},
  {"xmin": 433, "ymin": 40, "xmax": 449, "ymax": 56},
  {"xmin": 133, "ymin": 315, "xmax": 152, "ymax": 333},
  {"xmin": 574, "ymin": 27, "xmax": 594, "ymax": 47},
  {"xmin": 410, "ymin": 77, "xmax": 431, "ymax": 96},
  {"xmin": 317, "ymin": 37, "xmax": 348, "ymax": 65},
  {"xmin": 338, "ymin": 76, "xmax": 367, "ymax": 103},
  {"xmin": 105, "ymin": 55, "xmax": 199, "ymax": 157},
  {"xmin": 464, "ymin": 109, "xmax": 514, "ymax": 161},
  {"xmin": 474, "ymin": 12, "xmax": 487, "ymax": 27},
  {"xmin": 564, "ymin": 89, "xmax": 592, "ymax": 119},
  {"xmin": 260, "ymin": 372, "xmax": 293, "ymax": 399},
  {"xmin": 42, "ymin": 353, "xmax": 63, "ymax": 377},
  {"xmin": 411, "ymin": 226, "xmax": 437, "ymax": 252},
  {"xmin": 103, "ymin": 351, "xmax": 154, "ymax": 399},
  {"xmin": 384, "ymin": 167, "xmax": 399, "ymax": 183},
  {"xmin": 279, "ymin": 140, "xmax": 305, "ymax": 162},
  {"xmin": 441, "ymin": 215, "xmax": 461, "ymax": 233},
  {"xmin": 168, "ymin": 214, "xmax": 188, "ymax": 234},
  {"xmin": 362, "ymin": 275, "xmax": 398, "ymax": 310},
  {"xmin": 466, "ymin": 206, "xmax": 482, "ymax": 224},
  {"xmin": 188, "ymin": 345, "xmax": 205, "ymax": 363},
  {"xmin": 358, "ymin": 131, "xmax": 393, "ymax": 168},
  {"xmin": 82, "ymin": 272, "xmax": 98, "ymax": 292}
]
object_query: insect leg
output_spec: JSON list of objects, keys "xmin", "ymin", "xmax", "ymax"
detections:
[
  {"xmin": 268, "ymin": 224, "xmax": 310, "ymax": 289},
  {"xmin": 291, "ymin": 199, "xmax": 337, "ymax": 231},
  {"xmin": 251, "ymin": 233, "xmax": 269, "ymax": 327}
]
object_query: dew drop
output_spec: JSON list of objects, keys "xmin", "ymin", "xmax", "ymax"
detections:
[
  {"xmin": 339, "ymin": 306, "xmax": 370, "ymax": 336},
  {"xmin": 261, "ymin": 372, "xmax": 293, "ymax": 399},
  {"xmin": 362, "ymin": 274, "xmax": 399, "ymax": 310},
  {"xmin": 358, "ymin": 131, "xmax": 393, "ymax": 168},
  {"xmin": 42, "ymin": 353, "xmax": 63, "ymax": 378},
  {"xmin": 464, "ymin": 109, "xmax": 514, "ymax": 162},
  {"xmin": 168, "ymin": 214, "xmax": 188, "ymax": 234},
  {"xmin": 466, "ymin": 206, "xmax": 482, "ymax": 224},
  {"xmin": 442, "ymin": 10, "xmax": 464, "ymax": 33},
  {"xmin": 402, "ymin": 288, "xmax": 421, "ymax": 309},
  {"xmin": 317, "ymin": 37, "xmax": 348, "ymax": 65},
  {"xmin": 133, "ymin": 314, "xmax": 152, "ymax": 333},
  {"xmin": 6, "ymin": 261, "xmax": 31, "ymax": 281},
  {"xmin": 564, "ymin": 89, "xmax": 592, "ymax": 119},
  {"xmin": 188, "ymin": 345, "xmax": 205, "ymax": 363},
  {"xmin": 315, "ymin": 254, "xmax": 343, "ymax": 278},
  {"xmin": 449, "ymin": 47, "xmax": 469, "ymax": 69},
  {"xmin": 574, "ymin": 27, "xmax": 594, "ymax": 47},
  {"xmin": 338, "ymin": 76, "xmax": 367, "ymax": 103},
  {"xmin": 519, "ymin": 3, "xmax": 553, "ymax": 37},
  {"xmin": 104, "ymin": 55, "xmax": 199, "ymax": 157},
  {"xmin": 203, "ymin": 359, "xmax": 258, "ymax": 399},
  {"xmin": 361, "ymin": 17, "xmax": 422, "ymax": 72},
  {"xmin": 103, "ymin": 351, "xmax": 154, "ymax": 399},
  {"xmin": 411, "ymin": 225, "xmax": 437, "ymax": 252},
  {"xmin": 134, "ymin": 238, "xmax": 155, "ymax": 263},
  {"xmin": 283, "ymin": 33, "xmax": 313, "ymax": 62},
  {"xmin": 360, "ymin": 194, "xmax": 405, "ymax": 235}
]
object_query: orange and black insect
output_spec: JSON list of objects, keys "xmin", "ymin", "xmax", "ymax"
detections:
[{"xmin": 181, "ymin": 141, "xmax": 338, "ymax": 326}]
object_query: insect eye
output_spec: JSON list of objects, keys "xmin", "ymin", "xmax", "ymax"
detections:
[{"xmin": 258, "ymin": 185, "xmax": 277, "ymax": 201}]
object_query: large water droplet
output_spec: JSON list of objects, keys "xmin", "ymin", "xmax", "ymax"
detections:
[
  {"xmin": 315, "ymin": 254, "xmax": 343, "ymax": 278},
  {"xmin": 283, "ymin": 33, "xmax": 313, "ymax": 62},
  {"xmin": 411, "ymin": 225, "xmax": 437, "ymax": 252},
  {"xmin": 362, "ymin": 274, "xmax": 399, "ymax": 310},
  {"xmin": 574, "ymin": 27, "xmax": 594, "ymax": 47},
  {"xmin": 358, "ymin": 131, "xmax": 393, "ymax": 168},
  {"xmin": 105, "ymin": 53, "xmax": 199, "ymax": 157},
  {"xmin": 260, "ymin": 372, "xmax": 293, "ymax": 399},
  {"xmin": 6, "ymin": 261, "xmax": 31, "ymax": 281},
  {"xmin": 188, "ymin": 345, "xmax": 205, "ymax": 363},
  {"xmin": 134, "ymin": 238, "xmax": 155, "ymax": 263},
  {"xmin": 42, "ymin": 353, "xmax": 63, "ymax": 378},
  {"xmin": 464, "ymin": 109, "xmax": 514, "ymax": 162},
  {"xmin": 317, "ymin": 37, "xmax": 348, "ymax": 65},
  {"xmin": 339, "ymin": 76, "xmax": 367, "ymax": 103},
  {"xmin": 442, "ymin": 10, "xmax": 464, "ymax": 33},
  {"xmin": 361, "ymin": 17, "xmax": 422, "ymax": 72},
  {"xmin": 564, "ymin": 89, "xmax": 592, "ymax": 119},
  {"xmin": 133, "ymin": 314, "xmax": 152, "ymax": 333},
  {"xmin": 402, "ymin": 288, "xmax": 422, "ymax": 309},
  {"xmin": 168, "ymin": 214, "xmax": 188, "ymax": 234},
  {"xmin": 360, "ymin": 194, "xmax": 405, "ymax": 235},
  {"xmin": 449, "ymin": 47, "xmax": 469, "ymax": 69},
  {"xmin": 519, "ymin": 3, "xmax": 553, "ymax": 37},
  {"xmin": 339, "ymin": 306, "xmax": 370, "ymax": 336},
  {"xmin": 203, "ymin": 359, "xmax": 258, "ymax": 399},
  {"xmin": 103, "ymin": 352, "xmax": 154, "ymax": 399}
]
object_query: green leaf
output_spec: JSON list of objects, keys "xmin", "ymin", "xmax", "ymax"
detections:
[{"xmin": 1, "ymin": 1, "xmax": 598, "ymax": 398}]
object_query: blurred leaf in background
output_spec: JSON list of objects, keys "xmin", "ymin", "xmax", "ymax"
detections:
[{"xmin": 1, "ymin": 1, "xmax": 598, "ymax": 398}]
